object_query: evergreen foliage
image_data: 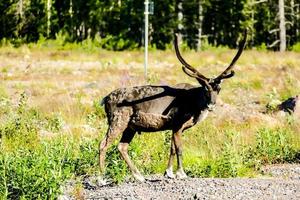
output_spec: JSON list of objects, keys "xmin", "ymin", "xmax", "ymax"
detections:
[{"xmin": 0, "ymin": 0, "xmax": 299, "ymax": 50}]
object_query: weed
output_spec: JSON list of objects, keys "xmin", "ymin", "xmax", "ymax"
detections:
[
  {"xmin": 45, "ymin": 113, "xmax": 65, "ymax": 132},
  {"xmin": 253, "ymin": 128, "xmax": 296, "ymax": 164}
]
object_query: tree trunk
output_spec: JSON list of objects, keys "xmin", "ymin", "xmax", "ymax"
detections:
[
  {"xmin": 196, "ymin": 0, "xmax": 203, "ymax": 51},
  {"xmin": 18, "ymin": 0, "xmax": 23, "ymax": 18},
  {"xmin": 177, "ymin": 0, "xmax": 183, "ymax": 43},
  {"xmin": 69, "ymin": 0, "xmax": 74, "ymax": 38},
  {"xmin": 291, "ymin": 0, "xmax": 299, "ymax": 44},
  {"xmin": 17, "ymin": 0, "xmax": 24, "ymax": 38},
  {"xmin": 279, "ymin": 0, "xmax": 286, "ymax": 52},
  {"xmin": 47, "ymin": 0, "xmax": 52, "ymax": 37},
  {"xmin": 297, "ymin": 3, "xmax": 300, "ymax": 40}
]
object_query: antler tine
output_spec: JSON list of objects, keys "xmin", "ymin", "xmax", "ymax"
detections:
[
  {"xmin": 174, "ymin": 33, "xmax": 210, "ymax": 82},
  {"xmin": 182, "ymin": 66, "xmax": 199, "ymax": 79},
  {"xmin": 215, "ymin": 30, "xmax": 247, "ymax": 81}
]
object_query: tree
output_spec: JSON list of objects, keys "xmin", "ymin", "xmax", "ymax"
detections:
[
  {"xmin": 176, "ymin": 0, "xmax": 183, "ymax": 43},
  {"xmin": 285, "ymin": 0, "xmax": 300, "ymax": 48},
  {"xmin": 203, "ymin": 0, "xmax": 248, "ymax": 47},
  {"xmin": 0, "ymin": 0, "xmax": 18, "ymax": 40},
  {"xmin": 279, "ymin": 0, "xmax": 286, "ymax": 51},
  {"xmin": 150, "ymin": 0, "xmax": 176, "ymax": 49},
  {"xmin": 52, "ymin": 0, "xmax": 72, "ymax": 39},
  {"xmin": 22, "ymin": 0, "xmax": 46, "ymax": 42},
  {"xmin": 196, "ymin": 0, "xmax": 203, "ymax": 51}
]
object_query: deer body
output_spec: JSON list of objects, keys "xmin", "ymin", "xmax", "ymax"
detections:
[
  {"xmin": 99, "ymin": 32, "xmax": 247, "ymax": 182},
  {"xmin": 102, "ymin": 84, "xmax": 212, "ymax": 132}
]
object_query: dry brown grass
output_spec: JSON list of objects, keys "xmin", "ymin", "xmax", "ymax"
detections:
[{"xmin": 1, "ymin": 47, "xmax": 299, "ymax": 148}]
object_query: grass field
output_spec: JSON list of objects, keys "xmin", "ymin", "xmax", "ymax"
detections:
[{"xmin": 0, "ymin": 44, "xmax": 300, "ymax": 199}]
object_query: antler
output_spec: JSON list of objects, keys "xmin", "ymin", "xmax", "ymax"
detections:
[
  {"xmin": 174, "ymin": 33, "xmax": 212, "ymax": 90},
  {"xmin": 214, "ymin": 30, "xmax": 247, "ymax": 83}
]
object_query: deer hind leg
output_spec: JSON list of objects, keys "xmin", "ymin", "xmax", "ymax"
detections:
[
  {"xmin": 99, "ymin": 127, "xmax": 120, "ymax": 173},
  {"xmin": 118, "ymin": 128, "xmax": 145, "ymax": 182},
  {"xmin": 173, "ymin": 131, "xmax": 187, "ymax": 179},
  {"xmin": 99, "ymin": 108, "xmax": 132, "ymax": 174}
]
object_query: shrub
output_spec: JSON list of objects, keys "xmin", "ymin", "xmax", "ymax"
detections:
[
  {"xmin": 292, "ymin": 42, "xmax": 300, "ymax": 52},
  {"xmin": 185, "ymin": 159, "xmax": 213, "ymax": 178},
  {"xmin": 212, "ymin": 145, "xmax": 238, "ymax": 178},
  {"xmin": 100, "ymin": 34, "xmax": 138, "ymax": 51},
  {"xmin": 0, "ymin": 93, "xmax": 40, "ymax": 148},
  {"xmin": 253, "ymin": 128, "xmax": 296, "ymax": 164},
  {"xmin": 0, "ymin": 137, "xmax": 101, "ymax": 199},
  {"xmin": 0, "ymin": 140, "xmax": 71, "ymax": 199}
]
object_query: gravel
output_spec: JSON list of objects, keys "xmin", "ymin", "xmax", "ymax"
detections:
[
  {"xmin": 60, "ymin": 164, "xmax": 300, "ymax": 200},
  {"xmin": 84, "ymin": 177, "xmax": 299, "ymax": 200}
]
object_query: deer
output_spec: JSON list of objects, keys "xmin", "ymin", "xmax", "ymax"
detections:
[{"xmin": 99, "ymin": 31, "xmax": 247, "ymax": 182}]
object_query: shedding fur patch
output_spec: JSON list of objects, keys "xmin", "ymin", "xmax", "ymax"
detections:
[{"xmin": 131, "ymin": 111, "xmax": 171, "ymax": 129}]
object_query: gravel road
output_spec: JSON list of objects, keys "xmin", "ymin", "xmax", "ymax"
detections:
[
  {"xmin": 85, "ymin": 177, "xmax": 299, "ymax": 200},
  {"xmin": 60, "ymin": 164, "xmax": 300, "ymax": 200}
]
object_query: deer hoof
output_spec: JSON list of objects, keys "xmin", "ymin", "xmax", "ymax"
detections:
[
  {"xmin": 176, "ymin": 170, "xmax": 187, "ymax": 179},
  {"xmin": 133, "ymin": 173, "xmax": 145, "ymax": 182},
  {"xmin": 95, "ymin": 176, "xmax": 112, "ymax": 187},
  {"xmin": 164, "ymin": 168, "xmax": 175, "ymax": 179}
]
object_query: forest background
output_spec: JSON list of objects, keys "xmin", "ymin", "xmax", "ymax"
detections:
[{"xmin": 1, "ymin": 0, "xmax": 300, "ymax": 51}]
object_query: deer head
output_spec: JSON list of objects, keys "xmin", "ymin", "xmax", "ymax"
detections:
[{"xmin": 174, "ymin": 31, "xmax": 247, "ymax": 107}]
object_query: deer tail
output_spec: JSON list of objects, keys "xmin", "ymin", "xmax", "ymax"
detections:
[{"xmin": 100, "ymin": 96, "xmax": 107, "ymax": 106}]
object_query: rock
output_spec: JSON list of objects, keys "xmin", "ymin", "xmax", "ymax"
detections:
[
  {"xmin": 84, "ymin": 81, "xmax": 98, "ymax": 89},
  {"xmin": 277, "ymin": 95, "xmax": 300, "ymax": 117}
]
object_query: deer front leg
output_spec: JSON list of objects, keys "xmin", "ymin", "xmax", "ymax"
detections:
[
  {"xmin": 173, "ymin": 131, "xmax": 187, "ymax": 179},
  {"xmin": 164, "ymin": 137, "xmax": 176, "ymax": 179},
  {"xmin": 172, "ymin": 117, "xmax": 194, "ymax": 179}
]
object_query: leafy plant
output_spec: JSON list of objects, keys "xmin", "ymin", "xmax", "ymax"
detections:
[
  {"xmin": 45, "ymin": 113, "xmax": 65, "ymax": 132},
  {"xmin": 253, "ymin": 128, "xmax": 296, "ymax": 164}
]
